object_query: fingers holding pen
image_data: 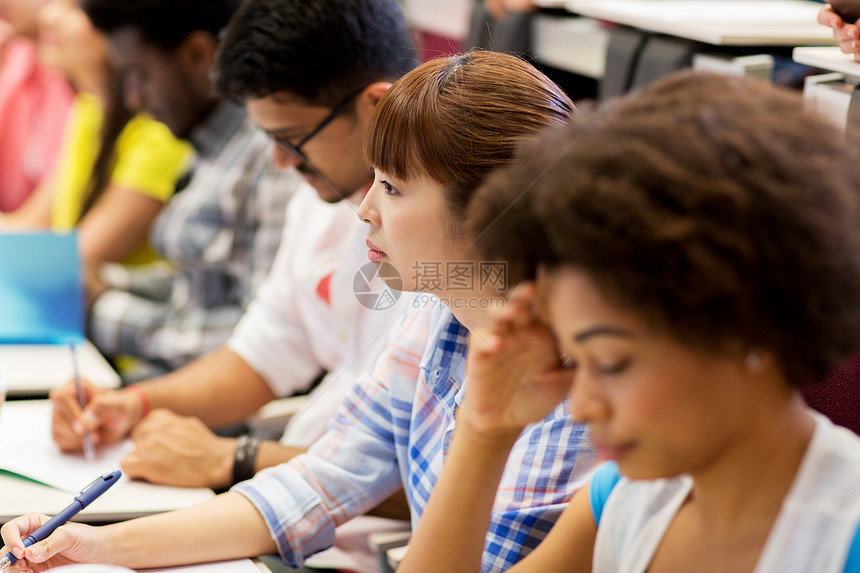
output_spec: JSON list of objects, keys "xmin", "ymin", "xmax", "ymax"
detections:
[
  {"xmin": 18, "ymin": 527, "xmax": 72, "ymax": 567},
  {"xmin": 17, "ymin": 528, "xmax": 90, "ymax": 571},
  {"xmin": 1, "ymin": 519, "xmax": 102, "ymax": 571},
  {"xmin": 0, "ymin": 513, "xmax": 50, "ymax": 571},
  {"xmin": 49, "ymin": 382, "xmax": 91, "ymax": 452},
  {"xmin": 89, "ymin": 390, "xmax": 148, "ymax": 446},
  {"xmin": 50, "ymin": 381, "xmax": 134, "ymax": 450},
  {"xmin": 1, "ymin": 513, "xmax": 46, "ymax": 553}
]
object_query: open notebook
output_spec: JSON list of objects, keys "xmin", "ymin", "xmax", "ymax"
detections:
[
  {"xmin": 0, "ymin": 401, "xmax": 213, "ymax": 520},
  {"xmin": 0, "ymin": 401, "xmax": 258, "ymax": 570},
  {"xmin": 0, "ymin": 401, "xmax": 259, "ymax": 570},
  {"xmin": 0, "ymin": 232, "xmax": 119, "ymax": 396}
]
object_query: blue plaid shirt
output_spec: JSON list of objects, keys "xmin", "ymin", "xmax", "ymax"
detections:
[
  {"xmin": 89, "ymin": 101, "xmax": 301, "ymax": 375},
  {"xmin": 235, "ymin": 299, "xmax": 596, "ymax": 571}
]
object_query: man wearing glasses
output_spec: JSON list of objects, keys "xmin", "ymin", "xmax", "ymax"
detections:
[
  {"xmin": 50, "ymin": 0, "xmax": 417, "ymax": 571},
  {"xmin": 257, "ymin": 85, "xmax": 372, "ymax": 203}
]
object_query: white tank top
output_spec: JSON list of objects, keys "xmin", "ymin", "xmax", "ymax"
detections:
[{"xmin": 594, "ymin": 412, "xmax": 860, "ymax": 573}]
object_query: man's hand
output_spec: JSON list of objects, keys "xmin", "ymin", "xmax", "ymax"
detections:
[
  {"xmin": 819, "ymin": 3, "xmax": 860, "ymax": 61},
  {"xmin": 50, "ymin": 381, "xmax": 142, "ymax": 451},
  {"xmin": 461, "ymin": 283, "xmax": 573, "ymax": 439},
  {"xmin": 123, "ymin": 409, "xmax": 236, "ymax": 489}
]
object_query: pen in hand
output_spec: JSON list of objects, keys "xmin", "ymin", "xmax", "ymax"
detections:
[
  {"xmin": 70, "ymin": 341, "xmax": 96, "ymax": 461},
  {"xmin": 0, "ymin": 469, "xmax": 122, "ymax": 570}
]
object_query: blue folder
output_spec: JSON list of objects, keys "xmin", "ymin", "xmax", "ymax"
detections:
[{"xmin": 0, "ymin": 232, "xmax": 84, "ymax": 344}]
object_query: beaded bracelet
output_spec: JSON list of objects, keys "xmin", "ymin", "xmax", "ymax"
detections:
[
  {"xmin": 125, "ymin": 384, "xmax": 151, "ymax": 418},
  {"xmin": 232, "ymin": 434, "xmax": 260, "ymax": 485}
]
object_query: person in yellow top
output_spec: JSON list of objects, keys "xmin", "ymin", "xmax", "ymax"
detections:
[
  {"xmin": 1, "ymin": 0, "xmax": 191, "ymax": 279},
  {"xmin": 49, "ymin": 91, "xmax": 190, "ymax": 266}
]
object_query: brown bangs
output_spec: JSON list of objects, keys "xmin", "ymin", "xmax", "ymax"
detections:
[
  {"xmin": 364, "ymin": 57, "xmax": 462, "ymax": 186},
  {"xmin": 364, "ymin": 51, "xmax": 574, "ymax": 218}
]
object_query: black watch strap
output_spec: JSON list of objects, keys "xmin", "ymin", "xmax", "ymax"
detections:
[{"xmin": 232, "ymin": 434, "xmax": 260, "ymax": 485}]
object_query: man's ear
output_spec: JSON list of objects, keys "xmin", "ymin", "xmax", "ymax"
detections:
[
  {"xmin": 177, "ymin": 30, "xmax": 218, "ymax": 82},
  {"xmin": 355, "ymin": 81, "xmax": 393, "ymax": 122}
]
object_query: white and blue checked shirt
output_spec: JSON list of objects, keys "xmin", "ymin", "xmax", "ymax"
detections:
[
  {"xmin": 89, "ymin": 101, "xmax": 301, "ymax": 375},
  {"xmin": 235, "ymin": 300, "xmax": 596, "ymax": 572}
]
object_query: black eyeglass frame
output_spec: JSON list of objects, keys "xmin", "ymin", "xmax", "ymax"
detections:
[{"xmin": 267, "ymin": 86, "xmax": 367, "ymax": 161}]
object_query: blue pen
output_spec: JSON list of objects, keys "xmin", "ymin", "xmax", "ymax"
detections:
[{"xmin": 0, "ymin": 469, "xmax": 121, "ymax": 570}]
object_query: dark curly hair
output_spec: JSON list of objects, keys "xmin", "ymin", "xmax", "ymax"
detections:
[
  {"xmin": 471, "ymin": 70, "xmax": 860, "ymax": 386},
  {"xmin": 214, "ymin": 0, "xmax": 418, "ymax": 107}
]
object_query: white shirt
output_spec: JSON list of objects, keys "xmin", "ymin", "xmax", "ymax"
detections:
[
  {"xmin": 594, "ymin": 412, "xmax": 860, "ymax": 573},
  {"xmin": 229, "ymin": 183, "xmax": 409, "ymax": 442},
  {"xmin": 228, "ymin": 183, "xmax": 411, "ymax": 571}
]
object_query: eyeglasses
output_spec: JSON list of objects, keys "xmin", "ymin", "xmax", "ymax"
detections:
[{"xmin": 266, "ymin": 86, "xmax": 367, "ymax": 162}]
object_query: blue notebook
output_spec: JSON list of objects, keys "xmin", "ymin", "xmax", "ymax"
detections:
[{"xmin": 0, "ymin": 232, "xmax": 84, "ymax": 344}]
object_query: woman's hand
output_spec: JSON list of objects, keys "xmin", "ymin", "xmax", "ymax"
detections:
[
  {"xmin": 463, "ymin": 283, "xmax": 573, "ymax": 438},
  {"xmin": 0, "ymin": 513, "xmax": 103, "ymax": 572}
]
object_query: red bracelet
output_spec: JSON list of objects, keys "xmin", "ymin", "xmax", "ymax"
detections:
[{"xmin": 126, "ymin": 384, "xmax": 151, "ymax": 418}]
